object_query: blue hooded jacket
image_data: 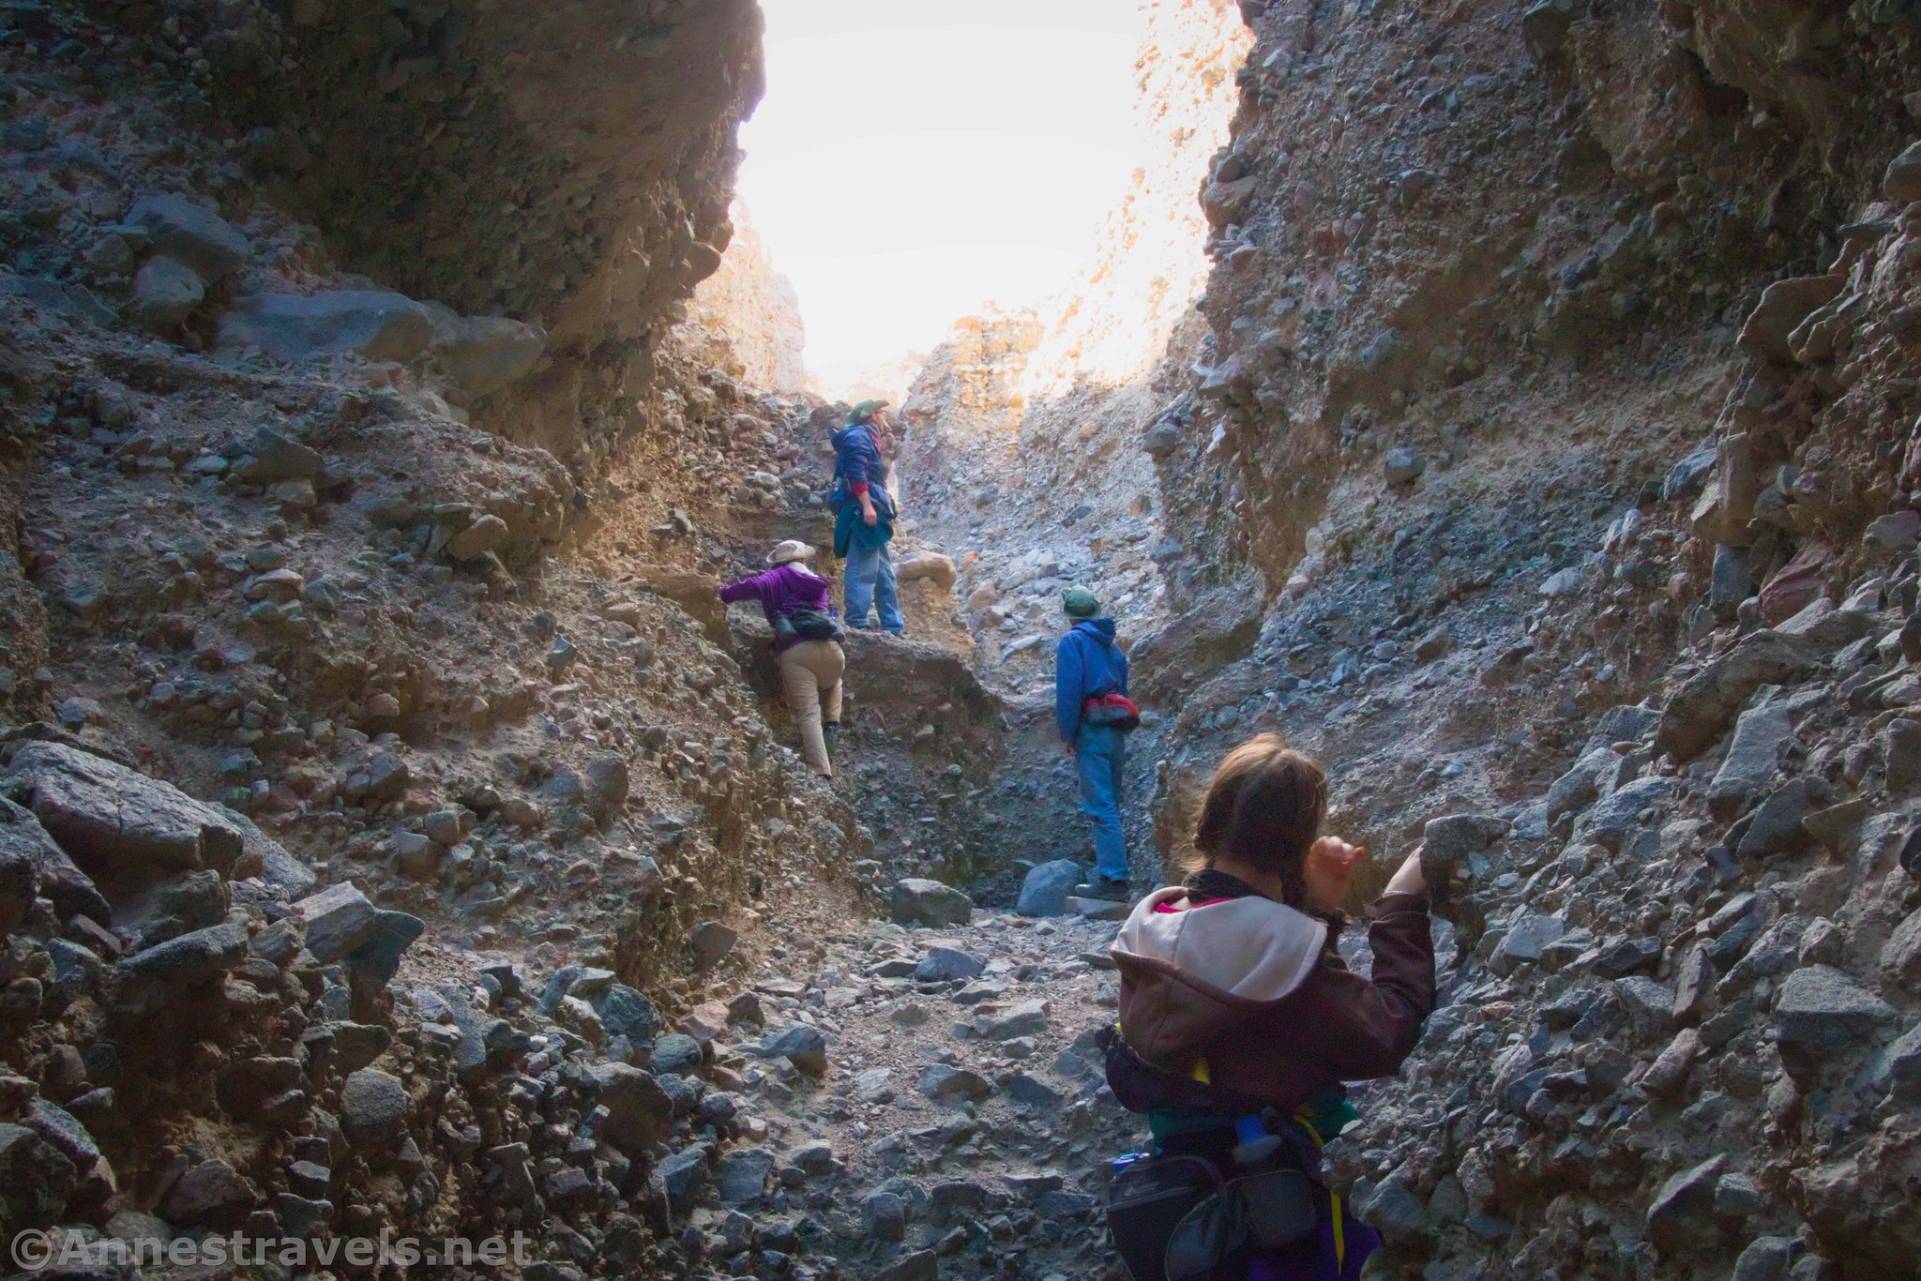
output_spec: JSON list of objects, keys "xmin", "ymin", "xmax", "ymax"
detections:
[
  {"xmin": 1056, "ymin": 618, "xmax": 1129, "ymax": 742},
  {"xmin": 831, "ymin": 424, "xmax": 889, "ymax": 497}
]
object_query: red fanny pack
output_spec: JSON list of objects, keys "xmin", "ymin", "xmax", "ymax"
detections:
[{"xmin": 1082, "ymin": 691, "xmax": 1141, "ymax": 731}]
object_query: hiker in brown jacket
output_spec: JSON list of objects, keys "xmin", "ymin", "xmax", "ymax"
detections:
[{"xmin": 1108, "ymin": 733, "xmax": 1435, "ymax": 1280}]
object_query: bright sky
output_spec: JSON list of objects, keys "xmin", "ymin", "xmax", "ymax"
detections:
[{"xmin": 737, "ymin": 0, "xmax": 1144, "ymax": 392}]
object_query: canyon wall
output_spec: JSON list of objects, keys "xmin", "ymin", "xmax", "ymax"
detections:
[{"xmin": 1126, "ymin": 2, "xmax": 1921, "ymax": 1278}]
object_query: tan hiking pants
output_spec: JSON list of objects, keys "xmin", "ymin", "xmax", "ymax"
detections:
[{"xmin": 779, "ymin": 639, "xmax": 845, "ymax": 776}]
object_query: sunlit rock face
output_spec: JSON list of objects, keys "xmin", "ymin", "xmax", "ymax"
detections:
[
  {"xmin": 689, "ymin": 202, "xmax": 808, "ymax": 392},
  {"xmin": 897, "ymin": 0, "xmax": 1251, "ymax": 685}
]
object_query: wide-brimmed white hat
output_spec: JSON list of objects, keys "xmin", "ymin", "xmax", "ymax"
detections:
[{"xmin": 768, "ymin": 540, "xmax": 816, "ymax": 565}]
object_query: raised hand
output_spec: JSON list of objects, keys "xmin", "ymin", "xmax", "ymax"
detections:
[{"xmin": 1305, "ymin": 835, "xmax": 1366, "ymax": 912}]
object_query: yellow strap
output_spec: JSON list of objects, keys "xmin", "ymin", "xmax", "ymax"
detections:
[
  {"xmin": 1294, "ymin": 1111, "xmax": 1345, "ymax": 1270},
  {"xmin": 1190, "ymin": 1057, "xmax": 1212, "ymax": 1085}
]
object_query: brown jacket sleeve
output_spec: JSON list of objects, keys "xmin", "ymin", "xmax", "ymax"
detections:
[{"xmin": 1278, "ymin": 891, "xmax": 1436, "ymax": 1080}]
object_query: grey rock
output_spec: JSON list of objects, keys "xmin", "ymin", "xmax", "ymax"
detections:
[
  {"xmin": 130, "ymin": 256, "xmax": 204, "ymax": 335},
  {"xmin": 861, "ymin": 1189, "xmax": 908, "ymax": 1241},
  {"xmin": 651, "ymin": 1033, "xmax": 703, "ymax": 1075},
  {"xmin": 1491, "ymin": 914, "xmax": 1565, "ymax": 973},
  {"xmin": 160, "ymin": 1157, "xmax": 256, "ymax": 1228},
  {"xmin": 917, "ymin": 1064, "xmax": 991, "ymax": 1102},
  {"xmin": 761, "ymin": 1024, "xmax": 828, "ymax": 1076},
  {"xmin": 1066, "ymin": 895, "xmax": 1131, "ymax": 920},
  {"xmin": 1520, "ymin": 0, "xmax": 1577, "ymax": 61},
  {"xmin": 218, "ymin": 290, "xmax": 434, "ymax": 363},
  {"xmin": 339, "ymin": 1069, "xmax": 409, "ymax": 1146},
  {"xmin": 1578, "ymin": 777, "xmax": 1677, "ymax": 852},
  {"xmin": 1710, "ymin": 544, "xmax": 1753, "ymax": 620},
  {"xmin": 1869, "ymin": 1022, "xmax": 1921, "ymax": 1095},
  {"xmin": 8, "ymin": 741, "xmax": 244, "ymax": 878},
  {"xmin": 1774, "ymin": 965, "xmax": 1896, "ymax": 1048},
  {"xmin": 1708, "ymin": 702, "xmax": 1794, "ymax": 821},
  {"xmin": 240, "ymin": 427, "xmax": 324, "ymax": 483},
  {"xmin": 1356, "ymin": 1173, "xmax": 1426, "ymax": 1241},
  {"xmin": 125, "ymin": 193, "xmax": 250, "ymax": 279},
  {"xmin": 690, "ymin": 920, "xmax": 737, "ymax": 969},
  {"xmin": 590, "ymin": 1063, "xmax": 673, "ymax": 1154},
  {"xmin": 0, "ymin": 1123, "xmax": 77, "ymax": 1229},
  {"xmin": 891, "ymin": 877, "xmax": 974, "ymax": 927},
  {"xmin": 1006, "ymin": 1073, "xmax": 1062, "ymax": 1110},
  {"xmin": 715, "ymin": 1147, "xmax": 774, "ymax": 1205},
  {"xmin": 294, "ymin": 882, "xmax": 378, "ymax": 963},
  {"xmin": 1735, "ymin": 779, "xmax": 1821, "ymax": 859},
  {"xmin": 1421, "ymin": 813, "xmax": 1511, "ymax": 871},
  {"xmin": 594, "ymin": 983, "xmax": 661, "ymax": 1043},
  {"xmin": 1016, "ymin": 859, "xmax": 1081, "ymax": 917},
  {"xmin": 0, "ymin": 797, "xmax": 109, "ymax": 925},
  {"xmin": 656, "ymin": 1146, "xmax": 708, "ymax": 1209},
  {"xmin": 1732, "ymin": 1236, "xmax": 1800, "ymax": 1281},
  {"xmin": 874, "ymin": 1250, "xmax": 938, "ymax": 1281},
  {"xmin": 1383, "ymin": 446, "xmax": 1425, "ymax": 486},
  {"xmin": 1546, "ymin": 747, "xmax": 1621, "ymax": 824},
  {"xmin": 428, "ymin": 311, "xmax": 547, "ymax": 397},
  {"xmin": 1656, "ymin": 631, "xmax": 1816, "ymax": 760},
  {"xmin": 349, "ymin": 909, "xmax": 424, "ymax": 985},
  {"xmin": 914, "ymin": 947, "xmax": 984, "ymax": 983},
  {"xmin": 1884, "ymin": 719, "xmax": 1921, "ymax": 793},
  {"xmin": 118, "ymin": 921, "xmax": 248, "ymax": 986},
  {"xmin": 1645, "ymin": 1155, "xmax": 1725, "ymax": 1252},
  {"xmin": 975, "ymin": 1000, "xmax": 1047, "ymax": 1041},
  {"xmin": 1887, "ymin": 140, "xmax": 1921, "ymax": 202}
]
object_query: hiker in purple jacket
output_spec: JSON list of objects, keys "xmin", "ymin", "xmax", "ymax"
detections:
[{"xmin": 718, "ymin": 540, "xmax": 845, "ymax": 777}]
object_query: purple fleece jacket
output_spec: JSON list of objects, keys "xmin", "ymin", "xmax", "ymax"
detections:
[{"xmin": 718, "ymin": 563, "xmax": 834, "ymax": 651}]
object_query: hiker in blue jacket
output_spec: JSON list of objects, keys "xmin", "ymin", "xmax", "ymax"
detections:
[
  {"xmin": 1056, "ymin": 586, "xmax": 1132, "ymax": 900},
  {"xmin": 830, "ymin": 399, "xmax": 905, "ymax": 636}
]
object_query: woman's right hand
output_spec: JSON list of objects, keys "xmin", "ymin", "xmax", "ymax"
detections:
[{"xmin": 1384, "ymin": 847, "xmax": 1428, "ymax": 899}]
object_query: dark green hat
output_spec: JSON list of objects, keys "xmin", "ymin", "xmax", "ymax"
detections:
[
  {"xmin": 847, "ymin": 399, "xmax": 888, "ymax": 424},
  {"xmin": 1062, "ymin": 587, "xmax": 1100, "ymax": 619}
]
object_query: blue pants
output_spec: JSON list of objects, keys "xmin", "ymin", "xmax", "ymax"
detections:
[
  {"xmin": 1076, "ymin": 723, "xmax": 1127, "ymax": 882},
  {"xmin": 844, "ymin": 539, "xmax": 904, "ymax": 634}
]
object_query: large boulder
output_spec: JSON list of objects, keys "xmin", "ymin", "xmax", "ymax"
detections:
[
  {"xmin": 6, "ymin": 742, "xmax": 245, "ymax": 883},
  {"xmin": 124, "ymin": 193, "xmax": 250, "ymax": 279},
  {"xmin": 1774, "ymin": 965, "xmax": 1897, "ymax": 1048},
  {"xmin": 116, "ymin": 921, "xmax": 249, "ymax": 1003},
  {"xmin": 1016, "ymin": 860, "xmax": 1080, "ymax": 917},
  {"xmin": 0, "ymin": 797, "xmax": 109, "ymax": 926},
  {"xmin": 129, "ymin": 256, "xmax": 204, "ymax": 335},
  {"xmin": 218, "ymin": 291, "xmax": 434, "ymax": 364},
  {"xmin": 890, "ymin": 878, "xmax": 973, "ymax": 928},
  {"xmin": 1736, "ymin": 275, "xmax": 1843, "ymax": 364},
  {"xmin": 428, "ymin": 311, "xmax": 547, "ymax": 397},
  {"xmin": 1655, "ymin": 632, "xmax": 1817, "ymax": 760}
]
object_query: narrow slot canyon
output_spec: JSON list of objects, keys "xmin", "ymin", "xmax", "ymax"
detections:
[{"xmin": 1, "ymin": 2, "xmax": 1919, "ymax": 1280}]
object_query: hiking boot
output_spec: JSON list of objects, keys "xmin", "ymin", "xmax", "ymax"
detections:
[{"xmin": 1075, "ymin": 876, "xmax": 1132, "ymax": 903}]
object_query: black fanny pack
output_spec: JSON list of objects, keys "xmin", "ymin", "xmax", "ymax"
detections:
[
  {"xmin": 776, "ymin": 608, "xmax": 844, "ymax": 643},
  {"xmin": 1098, "ymin": 1027, "xmax": 1321, "ymax": 1280}
]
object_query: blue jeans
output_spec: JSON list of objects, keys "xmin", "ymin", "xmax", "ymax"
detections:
[
  {"xmin": 844, "ymin": 539, "xmax": 904, "ymax": 634},
  {"xmin": 1076, "ymin": 723, "xmax": 1127, "ymax": 882}
]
